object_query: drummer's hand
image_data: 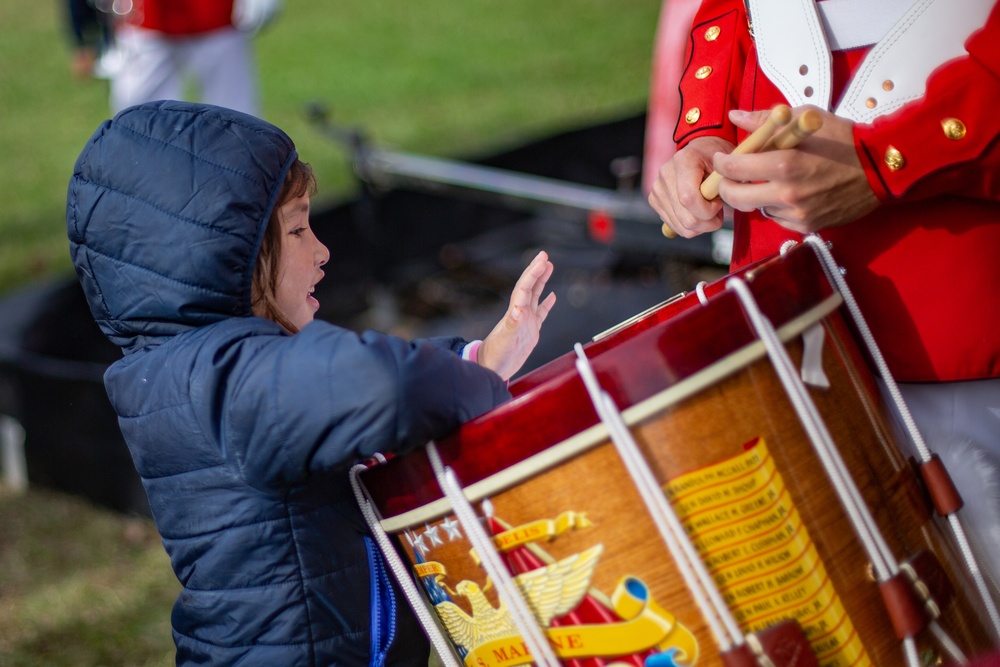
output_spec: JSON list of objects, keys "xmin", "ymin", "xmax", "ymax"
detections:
[
  {"xmin": 714, "ymin": 106, "xmax": 879, "ymax": 233},
  {"xmin": 648, "ymin": 136, "xmax": 734, "ymax": 238},
  {"xmin": 478, "ymin": 251, "xmax": 557, "ymax": 381}
]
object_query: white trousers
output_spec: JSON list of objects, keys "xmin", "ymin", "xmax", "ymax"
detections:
[
  {"xmin": 884, "ymin": 377, "xmax": 1000, "ymax": 589},
  {"xmin": 110, "ymin": 25, "xmax": 260, "ymax": 117}
]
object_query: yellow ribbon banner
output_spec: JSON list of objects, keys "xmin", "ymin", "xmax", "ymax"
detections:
[
  {"xmin": 463, "ymin": 578, "xmax": 698, "ymax": 667},
  {"xmin": 415, "ymin": 561, "xmax": 447, "ymax": 579},
  {"xmin": 491, "ymin": 511, "xmax": 593, "ymax": 552}
]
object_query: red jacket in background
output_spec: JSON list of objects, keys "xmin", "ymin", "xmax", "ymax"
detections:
[{"xmin": 121, "ymin": 0, "xmax": 235, "ymax": 35}]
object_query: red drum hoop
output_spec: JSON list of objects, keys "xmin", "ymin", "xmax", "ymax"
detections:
[{"xmin": 359, "ymin": 242, "xmax": 994, "ymax": 667}]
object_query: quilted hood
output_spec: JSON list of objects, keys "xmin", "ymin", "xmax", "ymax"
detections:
[{"xmin": 67, "ymin": 101, "xmax": 298, "ymax": 353}]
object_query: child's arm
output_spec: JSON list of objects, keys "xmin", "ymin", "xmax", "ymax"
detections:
[
  {"xmin": 206, "ymin": 253, "xmax": 555, "ymax": 492},
  {"xmin": 209, "ymin": 321, "xmax": 511, "ymax": 492}
]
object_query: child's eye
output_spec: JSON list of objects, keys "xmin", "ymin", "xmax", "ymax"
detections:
[{"xmin": 289, "ymin": 227, "xmax": 306, "ymax": 237}]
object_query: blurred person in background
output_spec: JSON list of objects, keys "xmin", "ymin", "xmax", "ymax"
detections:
[
  {"xmin": 65, "ymin": 0, "xmax": 280, "ymax": 117},
  {"xmin": 65, "ymin": 0, "xmax": 116, "ymax": 80}
]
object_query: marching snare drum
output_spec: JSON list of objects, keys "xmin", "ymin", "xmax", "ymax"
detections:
[{"xmin": 357, "ymin": 242, "xmax": 994, "ymax": 667}]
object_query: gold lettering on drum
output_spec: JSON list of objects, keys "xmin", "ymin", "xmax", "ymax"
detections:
[{"xmin": 664, "ymin": 438, "xmax": 872, "ymax": 667}]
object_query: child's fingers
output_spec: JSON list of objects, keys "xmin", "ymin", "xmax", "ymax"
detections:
[
  {"xmin": 519, "ymin": 251, "xmax": 552, "ymax": 305},
  {"xmin": 512, "ymin": 251, "xmax": 550, "ymax": 309},
  {"xmin": 530, "ymin": 258, "xmax": 554, "ymax": 304},
  {"xmin": 536, "ymin": 292, "xmax": 556, "ymax": 324}
]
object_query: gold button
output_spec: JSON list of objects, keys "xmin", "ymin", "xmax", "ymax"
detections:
[
  {"xmin": 941, "ymin": 118, "xmax": 967, "ymax": 140},
  {"xmin": 804, "ymin": 86, "xmax": 814, "ymax": 98},
  {"xmin": 884, "ymin": 146, "xmax": 905, "ymax": 171},
  {"xmin": 705, "ymin": 25, "xmax": 721, "ymax": 41},
  {"xmin": 882, "ymin": 80, "xmax": 894, "ymax": 91},
  {"xmin": 694, "ymin": 66, "xmax": 713, "ymax": 80},
  {"xmin": 866, "ymin": 97, "xmax": 877, "ymax": 109},
  {"xmin": 799, "ymin": 64, "xmax": 809, "ymax": 75},
  {"xmin": 685, "ymin": 108, "xmax": 701, "ymax": 124}
]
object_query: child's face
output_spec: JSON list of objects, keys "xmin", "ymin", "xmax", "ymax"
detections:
[{"xmin": 274, "ymin": 192, "xmax": 330, "ymax": 331}]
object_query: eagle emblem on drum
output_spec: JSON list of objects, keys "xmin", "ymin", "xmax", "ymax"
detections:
[{"xmin": 434, "ymin": 544, "xmax": 603, "ymax": 652}]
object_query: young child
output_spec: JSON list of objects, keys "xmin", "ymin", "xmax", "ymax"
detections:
[{"xmin": 66, "ymin": 101, "xmax": 556, "ymax": 665}]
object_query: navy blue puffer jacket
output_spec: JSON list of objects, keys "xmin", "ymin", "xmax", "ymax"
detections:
[{"xmin": 66, "ymin": 101, "xmax": 510, "ymax": 665}]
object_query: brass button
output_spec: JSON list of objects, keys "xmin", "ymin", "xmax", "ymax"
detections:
[
  {"xmin": 804, "ymin": 86, "xmax": 814, "ymax": 98},
  {"xmin": 866, "ymin": 97, "xmax": 878, "ymax": 109},
  {"xmin": 694, "ymin": 65, "xmax": 713, "ymax": 80},
  {"xmin": 705, "ymin": 25, "xmax": 721, "ymax": 41},
  {"xmin": 799, "ymin": 64, "xmax": 809, "ymax": 75},
  {"xmin": 884, "ymin": 146, "xmax": 905, "ymax": 171},
  {"xmin": 941, "ymin": 118, "xmax": 967, "ymax": 140},
  {"xmin": 882, "ymin": 80, "xmax": 894, "ymax": 91},
  {"xmin": 685, "ymin": 107, "xmax": 702, "ymax": 124}
]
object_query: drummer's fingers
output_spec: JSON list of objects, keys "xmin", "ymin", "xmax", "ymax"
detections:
[
  {"xmin": 651, "ymin": 158, "xmax": 723, "ymax": 237},
  {"xmin": 648, "ymin": 184, "xmax": 669, "ymax": 221},
  {"xmin": 652, "ymin": 186, "xmax": 717, "ymax": 238},
  {"xmin": 648, "ymin": 179, "xmax": 682, "ymax": 233},
  {"xmin": 717, "ymin": 177, "xmax": 768, "ymax": 214},
  {"xmin": 718, "ymin": 179, "xmax": 809, "ymax": 229},
  {"xmin": 727, "ymin": 108, "xmax": 775, "ymax": 134}
]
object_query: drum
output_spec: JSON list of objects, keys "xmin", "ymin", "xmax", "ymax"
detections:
[{"xmin": 355, "ymin": 241, "xmax": 995, "ymax": 667}]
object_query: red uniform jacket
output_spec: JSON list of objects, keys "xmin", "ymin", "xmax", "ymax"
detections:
[
  {"xmin": 672, "ymin": 0, "xmax": 1000, "ymax": 383},
  {"xmin": 121, "ymin": 0, "xmax": 234, "ymax": 35}
]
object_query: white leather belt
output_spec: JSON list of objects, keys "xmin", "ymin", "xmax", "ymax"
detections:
[
  {"xmin": 747, "ymin": 0, "xmax": 994, "ymax": 120},
  {"xmin": 817, "ymin": 0, "xmax": 915, "ymax": 51}
]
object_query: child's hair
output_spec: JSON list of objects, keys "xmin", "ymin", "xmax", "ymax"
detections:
[{"xmin": 251, "ymin": 158, "xmax": 318, "ymax": 333}]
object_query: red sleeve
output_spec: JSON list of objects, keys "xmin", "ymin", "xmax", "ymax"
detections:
[
  {"xmin": 673, "ymin": 0, "xmax": 753, "ymax": 149},
  {"xmin": 853, "ymin": 2, "xmax": 1000, "ymax": 202}
]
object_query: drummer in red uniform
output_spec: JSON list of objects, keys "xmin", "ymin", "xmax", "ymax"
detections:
[{"xmin": 647, "ymin": 0, "xmax": 1000, "ymax": 584}]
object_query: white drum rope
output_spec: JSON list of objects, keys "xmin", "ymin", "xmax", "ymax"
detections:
[
  {"xmin": 803, "ymin": 234, "xmax": 1000, "ymax": 639},
  {"xmin": 727, "ymin": 276, "xmax": 898, "ymax": 582},
  {"xmin": 695, "ymin": 280, "xmax": 710, "ymax": 306},
  {"xmin": 930, "ymin": 619, "xmax": 969, "ymax": 664},
  {"xmin": 948, "ymin": 513, "xmax": 1000, "ymax": 637},
  {"xmin": 425, "ymin": 441, "xmax": 562, "ymax": 667},
  {"xmin": 349, "ymin": 462, "xmax": 463, "ymax": 667},
  {"xmin": 903, "ymin": 636, "xmax": 920, "ymax": 667},
  {"xmin": 573, "ymin": 343, "xmax": 744, "ymax": 650},
  {"xmin": 802, "ymin": 236, "xmax": 931, "ymax": 461},
  {"xmin": 727, "ymin": 275, "xmax": 930, "ymax": 667}
]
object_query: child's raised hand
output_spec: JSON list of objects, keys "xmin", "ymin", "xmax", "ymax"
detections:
[{"xmin": 478, "ymin": 251, "xmax": 557, "ymax": 381}]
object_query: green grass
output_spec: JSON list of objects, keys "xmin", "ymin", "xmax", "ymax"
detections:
[
  {"xmin": 0, "ymin": 485, "xmax": 179, "ymax": 666},
  {"xmin": 0, "ymin": 1, "xmax": 660, "ymax": 663},
  {"xmin": 0, "ymin": 0, "xmax": 659, "ymax": 295}
]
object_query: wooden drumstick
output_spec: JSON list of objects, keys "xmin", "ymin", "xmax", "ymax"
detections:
[
  {"xmin": 760, "ymin": 108, "xmax": 823, "ymax": 151},
  {"xmin": 661, "ymin": 105, "xmax": 792, "ymax": 239},
  {"xmin": 699, "ymin": 104, "xmax": 792, "ymax": 200}
]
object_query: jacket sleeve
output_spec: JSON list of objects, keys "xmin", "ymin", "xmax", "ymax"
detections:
[
  {"xmin": 672, "ymin": 0, "xmax": 752, "ymax": 149},
  {"xmin": 853, "ymin": 2, "xmax": 1000, "ymax": 203},
  {"xmin": 209, "ymin": 321, "xmax": 510, "ymax": 494}
]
